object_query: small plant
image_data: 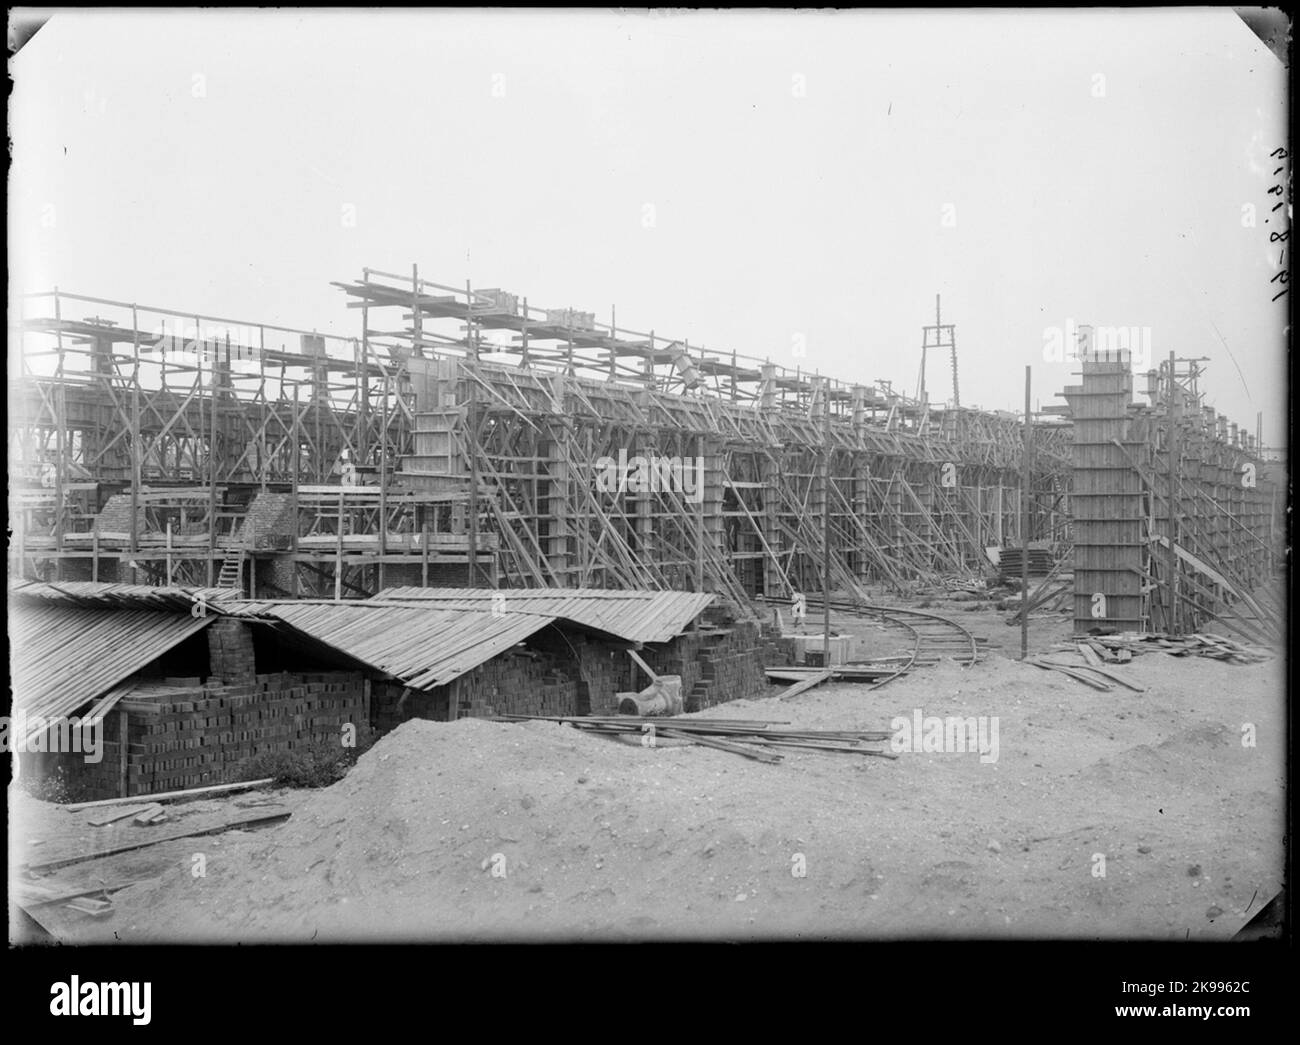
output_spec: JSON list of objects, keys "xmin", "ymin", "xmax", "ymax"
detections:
[
  {"xmin": 18, "ymin": 764, "xmax": 95, "ymax": 804},
  {"xmin": 230, "ymin": 731, "xmax": 379, "ymax": 789}
]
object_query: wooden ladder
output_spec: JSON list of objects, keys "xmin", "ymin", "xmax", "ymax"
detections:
[
  {"xmin": 216, "ymin": 547, "xmax": 245, "ymax": 590},
  {"xmin": 215, "ymin": 516, "xmax": 248, "ymax": 591}
]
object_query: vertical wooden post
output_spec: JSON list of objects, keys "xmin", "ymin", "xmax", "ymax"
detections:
[
  {"xmin": 292, "ymin": 382, "xmax": 301, "ymax": 597},
  {"xmin": 422, "ymin": 520, "xmax": 430, "ymax": 587},
  {"xmin": 166, "ymin": 520, "xmax": 174, "ymax": 585},
  {"xmin": 260, "ymin": 326, "xmax": 268, "ymax": 493},
  {"xmin": 521, "ymin": 297, "xmax": 530, "ymax": 369},
  {"xmin": 822, "ymin": 379, "xmax": 832, "ymax": 656},
  {"xmin": 1020, "ymin": 366, "xmax": 1031, "ymax": 661},
  {"xmin": 205, "ymin": 316, "xmax": 216, "ymax": 586},
  {"xmin": 467, "ymin": 378, "xmax": 479, "ymax": 587},
  {"xmin": 1166, "ymin": 351, "xmax": 1179, "ymax": 634},
  {"xmin": 378, "ymin": 374, "xmax": 389, "ymax": 592},
  {"xmin": 131, "ymin": 304, "xmax": 142, "ymax": 563},
  {"xmin": 118, "ymin": 710, "xmax": 129, "ymax": 798},
  {"xmin": 335, "ymin": 488, "xmax": 344, "ymax": 601},
  {"xmin": 609, "ymin": 305, "xmax": 617, "ymax": 381},
  {"xmin": 53, "ymin": 291, "xmax": 66, "ymax": 579},
  {"xmin": 412, "ymin": 264, "xmax": 422, "ymax": 357}
]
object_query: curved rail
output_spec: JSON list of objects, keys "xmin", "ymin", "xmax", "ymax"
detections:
[
  {"xmin": 792, "ymin": 597, "xmax": 981, "ymax": 690},
  {"xmin": 864, "ymin": 604, "xmax": 981, "ymax": 690}
]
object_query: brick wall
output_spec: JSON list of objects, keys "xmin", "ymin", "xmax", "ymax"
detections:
[
  {"xmin": 451, "ymin": 648, "xmax": 581, "ymax": 719},
  {"xmin": 207, "ymin": 618, "xmax": 256, "ymax": 684},
  {"xmin": 642, "ymin": 621, "xmax": 776, "ymax": 712},
  {"xmin": 242, "ymin": 491, "xmax": 296, "ymax": 550},
  {"xmin": 93, "ymin": 493, "xmax": 146, "ymax": 536},
  {"xmin": 47, "ymin": 671, "xmax": 368, "ymax": 800}
]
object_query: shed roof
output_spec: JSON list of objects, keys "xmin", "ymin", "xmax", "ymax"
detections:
[
  {"xmin": 370, "ymin": 587, "xmax": 713, "ymax": 644},
  {"xmin": 8, "ymin": 603, "xmax": 214, "ymax": 741},
  {"xmin": 9, "ymin": 580, "xmax": 236, "ymax": 614},
  {"xmin": 262, "ymin": 602, "xmax": 556, "ymax": 690}
]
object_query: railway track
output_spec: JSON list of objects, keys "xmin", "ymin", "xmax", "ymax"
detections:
[
  {"xmin": 862, "ymin": 604, "xmax": 984, "ymax": 690},
  {"xmin": 789, "ymin": 597, "xmax": 985, "ymax": 690}
]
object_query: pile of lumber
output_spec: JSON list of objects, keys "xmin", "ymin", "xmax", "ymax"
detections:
[
  {"xmin": 764, "ymin": 664, "xmax": 900, "ymax": 686},
  {"xmin": 85, "ymin": 802, "xmax": 169, "ymax": 827},
  {"xmin": 1072, "ymin": 632, "xmax": 1272, "ymax": 666},
  {"xmin": 1027, "ymin": 653, "xmax": 1146, "ymax": 693},
  {"xmin": 997, "ymin": 547, "xmax": 1057, "ymax": 578},
  {"xmin": 1003, "ymin": 557, "xmax": 1071, "ymax": 623},
  {"xmin": 12, "ymin": 878, "xmax": 140, "ymax": 920},
  {"xmin": 1003, "ymin": 581, "xmax": 1070, "ymax": 623},
  {"xmin": 490, "ymin": 713, "xmax": 897, "ymax": 764}
]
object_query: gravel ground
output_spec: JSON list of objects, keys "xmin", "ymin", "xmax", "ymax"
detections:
[{"xmin": 10, "ymin": 603, "xmax": 1284, "ymax": 942}]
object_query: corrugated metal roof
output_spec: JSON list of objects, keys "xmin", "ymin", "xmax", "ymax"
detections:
[
  {"xmin": 264, "ymin": 603, "xmax": 556, "ymax": 690},
  {"xmin": 370, "ymin": 587, "xmax": 714, "ymax": 644},
  {"xmin": 9, "ymin": 580, "xmax": 237, "ymax": 614},
  {"xmin": 9, "ymin": 604, "xmax": 214, "ymax": 744}
]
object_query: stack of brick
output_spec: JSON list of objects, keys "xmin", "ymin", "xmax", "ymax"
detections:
[
  {"xmin": 689, "ymin": 625, "xmax": 771, "ymax": 711},
  {"xmin": 207, "ymin": 618, "xmax": 257, "ymax": 683},
  {"xmin": 643, "ymin": 622, "xmax": 771, "ymax": 712},
  {"xmin": 67, "ymin": 671, "xmax": 368, "ymax": 800},
  {"xmin": 452, "ymin": 649, "xmax": 580, "ymax": 719},
  {"xmin": 92, "ymin": 493, "xmax": 146, "ymax": 538},
  {"xmin": 758, "ymin": 622, "xmax": 797, "ymax": 667},
  {"xmin": 568, "ymin": 636, "xmax": 626, "ymax": 716},
  {"xmin": 242, "ymin": 491, "xmax": 296, "ymax": 551}
]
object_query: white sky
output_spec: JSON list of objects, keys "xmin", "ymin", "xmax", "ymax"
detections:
[{"xmin": 9, "ymin": 8, "xmax": 1290, "ymax": 443}]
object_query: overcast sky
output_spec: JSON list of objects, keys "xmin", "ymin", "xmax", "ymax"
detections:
[{"xmin": 10, "ymin": 9, "xmax": 1289, "ymax": 443}]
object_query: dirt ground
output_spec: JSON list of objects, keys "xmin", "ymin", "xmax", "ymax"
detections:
[{"xmin": 9, "ymin": 602, "xmax": 1285, "ymax": 942}]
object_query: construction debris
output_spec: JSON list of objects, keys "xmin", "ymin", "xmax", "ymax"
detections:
[
  {"xmin": 86, "ymin": 804, "xmax": 156, "ymax": 827},
  {"xmin": 64, "ymin": 778, "xmax": 276, "ymax": 812},
  {"xmin": 996, "ymin": 546, "xmax": 1058, "ymax": 579},
  {"xmin": 131, "ymin": 804, "xmax": 168, "ymax": 826},
  {"xmin": 1070, "ymin": 633, "xmax": 1272, "ymax": 665},
  {"xmin": 773, "ymin": 669, "xmax": 834, "ymax": 700},
  {"xmin": 490, "ymin": 713, "xmax": 897, "ymax": 763},
  {"xmin": 25, "ymin": 809, "xmax": 293, "ymax": 874}
]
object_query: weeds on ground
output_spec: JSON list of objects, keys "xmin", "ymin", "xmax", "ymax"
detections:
[
  {"xmin": 17, "ymin": 765, "xmax": 95, "ymax": 804},
  {"xmin": 230, "ymin": 731, "xmax": 379, "ymax": 789}
]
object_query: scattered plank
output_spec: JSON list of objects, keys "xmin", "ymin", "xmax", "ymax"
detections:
[
  {"xmin": 1037, "ymin": 658, "xmax": 1146, "ymax": 693},
  {"xmin": 1077, "ymin": 643, "xmax": 1105, "ymax": 668},
  {"xmin": 65, "ymin": 897, "xmax": 114, "ymax": 917},
  {"xmin": 132, "ymin": 804, "xmax": 167, "ymax": 826},
  {"xmin": 1028, "ymin": 658, "xmax": 1112, "ymax": 691},
  {"xmin": 86, "ymin": 805, "xmax": 153, "ymax": 827},
  {"xmin": 11, "ymin": 879, "xmax": 143, "ymax": 908},
  {"xmin": 25, "ymin": 810, "xmax": 292, "ymax": 874},
  {"xmin": 776, "ymin": 669, "xmax": 834, "ymax": 701},
  {"xmin": 655, "ymin": 728, "xmax": 783, "ymax": 764},
  {"xmin": 63, "ymin": 778, "xmax": 276, "ymax": 813},
  {"xmin": 492, "ymin": 713, "xmax": 894, "ymax": 764}
]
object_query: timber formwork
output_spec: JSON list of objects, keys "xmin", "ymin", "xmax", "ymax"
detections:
[
  {"xmin": 13, "ymin": 274, "xmax": 1073, "ymax": 605},
  {"xmin": 9, "ymin": 290, "xmax": 474, "ymax": 596},
  {"xmin": 332, "ymin": 267, "xmax": 1072, "ymax": 605},
  {"xmin": 1060, "ymin": 351, "xmax": 1282, "ymax": 638}
]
